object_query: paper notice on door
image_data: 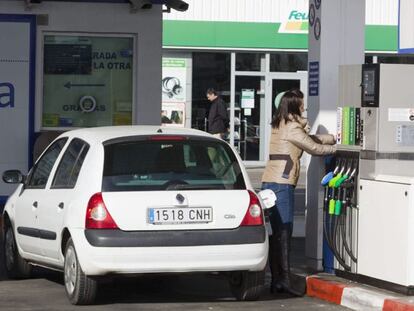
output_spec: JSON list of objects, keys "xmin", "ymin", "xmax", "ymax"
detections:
[
  {"xmin": 244, "ymin": 108, "xmax": 252, "ymax": 116},
  {"xmin": 241, "ymin": 89, "xmax": 255, "ymax": 109}
]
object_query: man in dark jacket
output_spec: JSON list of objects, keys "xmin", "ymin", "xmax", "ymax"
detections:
[{"xmin": 206, "ymin": 88, "xmax": 228, "ymax": 139}]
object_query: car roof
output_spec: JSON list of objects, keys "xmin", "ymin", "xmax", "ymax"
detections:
[{"xmin": 58, "ymin": 125, "xmax": 216, "ymax": 144}]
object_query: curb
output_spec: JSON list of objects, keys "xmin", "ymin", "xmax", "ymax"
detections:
[{"xmin": 307, "ymin": 275, "xmax": 414, "ymax": 311}]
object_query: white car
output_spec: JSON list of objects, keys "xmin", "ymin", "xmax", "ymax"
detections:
[{"xmin": 2, "ymin": 126, "xmax": 269, "ymax": 305}]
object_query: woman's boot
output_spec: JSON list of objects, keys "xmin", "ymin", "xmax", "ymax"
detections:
[
  {"xmin": 269, "ymin": 234, "xmax": 283, "ymax": 293},
  {"xmin": 278, "ymin": 228, "xmax": 304, "ymax": 296}
]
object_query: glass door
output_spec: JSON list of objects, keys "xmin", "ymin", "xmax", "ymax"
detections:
[
  {"xmin": 269, "ymin": 72, "xmax": 308, "ymax": 117},
  {"xmin": 231, "ymin": 75, "xmax": 266, "ymax": 161},
  {"xmin": 264, "ymin": 72, "xmax": 308, "ymax": 164}
]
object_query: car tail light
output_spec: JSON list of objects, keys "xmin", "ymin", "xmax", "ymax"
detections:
[
  {"xmin": 240, "ymin": 190, "xmax": 264, "ymax": 226},
  {"xmin": 85, "ymin": 193, "xmax": 119, "ymax": 229}
]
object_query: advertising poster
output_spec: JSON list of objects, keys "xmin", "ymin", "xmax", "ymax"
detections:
[
  {"xmin": 161, "ymin": 102, "xmax": 185, "ymax": 127},
  {"xmin": 0, "ymin": 15, "xmax": 35, "ymax": 200},
  {"xmin": 42, "ymin": 35, "xmax": 133, "ymax": 128},
  {"xmin": 162, "ymin": 58, "xmax": 186, "ymax": 127}
]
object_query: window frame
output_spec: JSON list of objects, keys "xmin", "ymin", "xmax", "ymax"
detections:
[
  {"xmin": 51, "ymin": 138, "xmax": 90, "ymax": 189},
  {"xmin": 101, "ymin": 135, "xmax": 246, "ymax": 192},
  {"xmin": 25, "ymin": 138, "xmax": 68, "ymax": 189},
  {"xmin": 269, "ymin": 52, "xmax": 308, "ymax": 72}
]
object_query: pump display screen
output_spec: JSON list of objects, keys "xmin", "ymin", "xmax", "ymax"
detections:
[
  {"xmin": 362, "ymin": 65, "xmax": 379, "ymax": 107},
  {"xmin": 363, "ymin": 70, "xmax": 375, "ymax": 99}
]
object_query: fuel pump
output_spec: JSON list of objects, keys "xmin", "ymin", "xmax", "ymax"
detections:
[
  {"xmin": 328, "ymin": 63, "xmax": 414, "ymax": 295},
  {"xmin": 322, "ymin": 156, "xmax": 358, "ymax": 272}
]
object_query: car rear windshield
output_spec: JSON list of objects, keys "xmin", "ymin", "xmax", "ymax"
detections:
[{"xmin": 102, "ymin": 138, "xmax": 246, "ymax": 191}]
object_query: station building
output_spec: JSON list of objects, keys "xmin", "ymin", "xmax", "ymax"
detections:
[
  {"xmin": 0, "ymin": 0, "xmax": 408, "ymax": 203},
  {"xmin": 161, "ymin": 0, "xmax": 408, "ymax": 166}
]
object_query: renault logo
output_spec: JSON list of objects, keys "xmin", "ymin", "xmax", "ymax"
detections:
[{"xmin": 176, "ymin": 193, "xmax": 185, "ymax": 204}]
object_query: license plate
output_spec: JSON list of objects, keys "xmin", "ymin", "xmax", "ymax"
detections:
[{"xmin": 148, "ymin": 207, "xmax": 213, "ymax": 225}]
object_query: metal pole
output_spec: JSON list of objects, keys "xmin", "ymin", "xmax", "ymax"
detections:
[{"xmin": 230, "ymin": 53, "xmax": 236, "ymax": 147}]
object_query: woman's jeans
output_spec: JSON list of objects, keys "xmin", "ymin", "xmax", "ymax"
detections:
[
  {"xmin": 261, "ymin": 182, "xmax": 295, "ymax": 235},
  {"xmin": 261, "ymin": 182, "xmax": 296, "ymax": 291}
]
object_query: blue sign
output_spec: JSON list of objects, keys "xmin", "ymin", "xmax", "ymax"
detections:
[
  {"xmin": 0, "ymin": 82, "xmax": 15, "ymax": 108},
  {"xmin": 0, "ymin": 14, "xmax": 36, "ymax": 207},
  {"xmin": 308, "ymin": 61, "xmax": 319, "ymax": 96}
]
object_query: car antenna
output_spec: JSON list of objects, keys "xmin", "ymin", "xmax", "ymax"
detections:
[{"xmin": 157, "ymin": 128, "xmax": 163, "ymax": 133}]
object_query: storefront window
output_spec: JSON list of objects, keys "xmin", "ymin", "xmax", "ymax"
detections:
[
  {"xmin": 270, "ymin": 53, "xmax": 307, "ymax": 72},
  {"xmin": 42, "ymin": 35, "xmax": 133, "ymax": 128},
  {"xmin": 365, "ymin": 55, "xmax": 374, "ymax": 64},
  {"xmin": 235, "ymin": 76, "xmax": 263, "ymax": 161},
  {"xmin": 236, "ymin": 53, "xmax": 264, "ymax": 71},
  {"xmin": 191, "ymin": 52, "xmax": 230, "ymax": 132},
  {"xmin": 377, "ymin": 55, "xmax": 414, "ymax": 64}
]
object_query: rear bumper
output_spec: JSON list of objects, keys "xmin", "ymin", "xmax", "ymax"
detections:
[
  {"xmin": 84, "ymin": 226, "xmax": 266, "ymax": 247},
  {"xmin": 71, "ymin": 228, "xmax": 268, "ymax": 276}
]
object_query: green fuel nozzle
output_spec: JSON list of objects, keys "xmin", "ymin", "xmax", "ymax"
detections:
[
  {"xmin": 329, "ymin": 199, "xmax": 335, "ymax": 215},
  {"xmin": 334, "ymin": 174, "xmax": 348, "ymax": 188},
  {"xmin": 328, "ymin": 173, "xmax": 342, "ymax": 188},
  {"xmin": 334, "ymin": 200, "xmax": 342, "ymax": 215}
]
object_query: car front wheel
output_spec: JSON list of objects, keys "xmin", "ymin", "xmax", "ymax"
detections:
[
  {"xmin": 64, "ymin": 238, "xmax": 97, "ymax": 305},
  {"xmin": 229, "ymin": 270, "xmax": 265, "ymax": 301},
  {"xmin": 3, "ymin": 223, "xmax": 31, "ymax": 279}
]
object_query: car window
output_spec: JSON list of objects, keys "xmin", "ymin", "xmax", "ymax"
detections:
[
  {"xmin": 51, "ymin": 138, "xmax": 90, "ymax": 189},
  {"xmin": 102, "ymin": 138, "xmax": 246, "ymax": 191},
  {"xmin": 26, "ymin": 138, "xmax": 68, "ymax": 189}
]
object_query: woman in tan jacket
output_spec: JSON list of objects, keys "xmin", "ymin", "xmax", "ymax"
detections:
[{"xmin": 262, "ymin": 90, "xmax": 336, "ymax": 296}]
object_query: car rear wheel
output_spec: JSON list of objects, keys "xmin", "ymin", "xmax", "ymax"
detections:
[
  {"xmin": 229, "ymin": 270, "xmax": 265, "ymax": 301},
  {"xmin": 3, "ymin": 223, "xmax": 32, "ymax": 279},
  {"xmin": 64, "ymin": 238, "xmax": 97, "ymax": 305}
]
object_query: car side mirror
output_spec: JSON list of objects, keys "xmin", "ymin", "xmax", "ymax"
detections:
[
  {"xmin": 2, "ymin": 170, "xmax": 25, "ymax": 184},
  {"xmin": 257, "ymin": 189, "xmax": 277, "ymax": 210}
]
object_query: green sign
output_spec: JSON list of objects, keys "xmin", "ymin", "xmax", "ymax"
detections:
[{"xmin": 163, "ymin": 21, "xmax": 397, "ymax": 52}]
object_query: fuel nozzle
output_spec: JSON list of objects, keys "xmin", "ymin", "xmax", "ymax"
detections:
[
  {"xmin": 334, "ymin": 174, "xmax": 348, "ymax": 188},
  {"xmin": 329, "ymin": 199, "xmax": 336, "ymax": 215},
  {"xmin": 322, "ymin": 160, "xmax": 342, "ymax": 187},
  {"xmin": 334, "ymin": 199, "xmax": 342, "ymax": 216},
  {"xmin": 321, "ymin": 171, "xmax": 334, "ymax": 186},
  {"xmin": 333, "ymin": 165, "xmax": 353, "ymax": 215},
  {"xmin": 329, "ymin": 172, "xmax": 342, "ymax": 188}
]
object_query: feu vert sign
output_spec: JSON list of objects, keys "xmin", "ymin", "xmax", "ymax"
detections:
[{"xmin": 278, "ymin": 10, "xmax": 309, "ymax": 34}]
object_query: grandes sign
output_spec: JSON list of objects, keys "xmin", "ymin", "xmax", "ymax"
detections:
[{"xmin": 0, "ymin": 15, "xmax": 35, "ymax": 201}]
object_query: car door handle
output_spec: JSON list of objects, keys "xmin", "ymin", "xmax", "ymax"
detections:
[
  {"xmin": 33, "ymin": 201, "xmax": 38, "ymax": 208},
  {"xmin": 58, "ymin": 202, "xmax": 64, "ymax": 209}
]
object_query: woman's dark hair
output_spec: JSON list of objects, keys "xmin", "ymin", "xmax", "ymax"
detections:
[{"xmin": 271, "ymin": 89, "xmax": 304, "ymax": 129}]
